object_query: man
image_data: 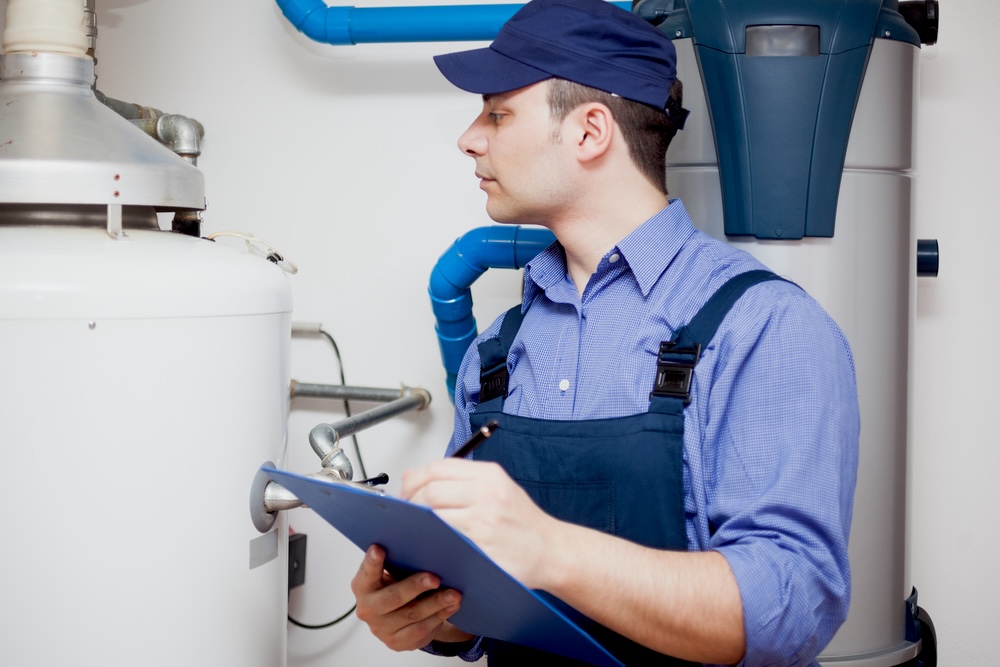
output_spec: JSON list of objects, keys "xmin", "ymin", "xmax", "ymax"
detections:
[{"xmin": 351, "ymin": 0, "xmax": 860, "ymax": 665}]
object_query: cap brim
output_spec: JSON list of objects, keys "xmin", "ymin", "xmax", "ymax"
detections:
[{"xmin": 433, "ymin": 46, "xmax": 552, "ymax": 95}]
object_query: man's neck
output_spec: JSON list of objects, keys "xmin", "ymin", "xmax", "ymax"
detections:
[{"xmin": 551, "ymin": 191, "xmax": 669, "ymax": 296}]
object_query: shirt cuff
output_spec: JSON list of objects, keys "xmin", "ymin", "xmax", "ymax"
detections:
[
  {"xmin": 424, "ymin": 636, "xmax": 484, "ymax": 661},
  {"xmin": 718, "ymin": 542, "xmax": 840, "ymax": 666}
]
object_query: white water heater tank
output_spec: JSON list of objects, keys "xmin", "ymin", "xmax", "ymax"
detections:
[
  {"xmin": 0, "ymin": 222, "xmax": 292, "ymax": 665},
  {"xmin": 669, "ymin": 35, "xmax": 920, "ymax": 665},
  {"xmin": 0, "ymin": 16, "xmax": 292, "ymax": 661}
]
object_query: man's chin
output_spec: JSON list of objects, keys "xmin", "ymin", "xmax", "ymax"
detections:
[
  {"xmin": 485, "ymin": 202, "xmax": 533, "ymax": 226},
  {"xmin": 484, "ymin": 204, "xmax": 516, "ymax": 225}
]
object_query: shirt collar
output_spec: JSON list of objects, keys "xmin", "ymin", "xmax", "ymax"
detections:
[
  {"xmin": 522, "ymin": 199, "xmax": 697, "ymax": 306},
  {"xmin": 522, "ymin": 239, "xmax": 568, "ymax": 308}
]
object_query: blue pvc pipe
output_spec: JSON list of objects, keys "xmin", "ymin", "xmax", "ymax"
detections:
[
  {"xmin": 276, "ymin": 1, "xmax": 631, "ymax": 45},
  {"xmin": 428, "ymin": 225, "xmax": 555, "ymax": 400}
]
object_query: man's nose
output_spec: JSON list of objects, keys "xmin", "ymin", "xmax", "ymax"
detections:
[{"xmin": 458, "ymin": 117, "xmax": 487, "ymax": 157}]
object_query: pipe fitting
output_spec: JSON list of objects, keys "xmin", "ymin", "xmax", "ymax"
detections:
[
  {"xmin": 126, "ymin": 113, "xmax": 204, "ymax": 165},
  {"xmin": 261, "ymin": 467, "xmax": 352, "ymax": 515},
  {"xmin": 155, "ymin": 114, "xmax": 204, "ymax": 165},
  {"xmin": 308, "ymin": 422, "xmax": 339, "ymax": 460},
  {"xmin": 262, "ymin": 479, "xmax": 302, "ymax": 513},
  {"xmin": 320, "ymin": 448, "xmax": 354, "ymax": 480},
  {"xmin": 402, "ymin": 385, "xmax": 432, "ymax": 410},
  {"xmin": 307, "ymin": 424, "xmax": 354, "ymax": 479}
]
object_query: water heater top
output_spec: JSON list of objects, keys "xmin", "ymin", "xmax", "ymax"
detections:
[{"xmin": 0, "ymin": 52, "xmax": 206, "ymax": 211}]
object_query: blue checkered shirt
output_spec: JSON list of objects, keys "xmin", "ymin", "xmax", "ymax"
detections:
[{"xmin": 442, "ymin": 200, "xmax": 860, "ymax": 667}]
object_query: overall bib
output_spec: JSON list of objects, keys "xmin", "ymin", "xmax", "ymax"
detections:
[{"xmin": 469, "ymin": 270, "xmax": 781, "ymax": 666}]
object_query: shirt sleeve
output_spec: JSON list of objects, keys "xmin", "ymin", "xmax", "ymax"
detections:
[{"xmin": 694, "ymin": 284, "xmax": 860, "ymax": 666}]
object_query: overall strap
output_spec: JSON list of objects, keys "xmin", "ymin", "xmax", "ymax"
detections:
[
  {"xmin": 476, "ymin": 304, "xmax": 528, "ymax": 411},
  {"xmin": 651, "ymin": 269, "xmax": 786, "ymax": 407}
]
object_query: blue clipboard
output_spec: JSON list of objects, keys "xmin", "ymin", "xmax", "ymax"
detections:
[{"xmin": 264, "ymin": 467, "xmax": 623, "ymax": 667}]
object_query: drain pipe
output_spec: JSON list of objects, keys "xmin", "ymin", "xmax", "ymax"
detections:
[
  {"xmin": 306, "ymin": 389, "xmax": 431, "ymax": 466},
  {"xmin": 275, "ymin": 0, "xmax": 630, "ymax": 45},
  {"xmin": 292, "ymin": 381, "xmax": 432, "ymax": 473},
  {"xmin": 429, "ymin": 225, "xmax": 555, "ymax": 400},
  {"xmin": 252, "ymin": 382, "xmax": 432, "ymax": 526}
]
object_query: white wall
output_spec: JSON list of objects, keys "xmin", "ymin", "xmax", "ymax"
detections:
[
  {"xmin": 30, "ymin": 0, "xmax": 1000, "ymax": 664},
  {"xmin": 909, "ymin": 0, "xmax": 1000, "ymax": 663}
]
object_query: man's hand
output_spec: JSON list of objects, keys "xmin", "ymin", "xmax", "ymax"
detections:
[
  {"xmin": 350, "ymin": 544, "xmax": 473, "ymax": 651},
  {"xmin": 400, "ymin": 458, "xmax": 746, "ymax": 663},
  {"xmin": 400, "ymin": 458, "xmax": 561, "ymax": 591}
]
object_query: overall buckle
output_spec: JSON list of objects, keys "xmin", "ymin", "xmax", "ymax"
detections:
[
  {"xmin": 479, "ymin": 364, "xmax": 510, "ymax": 402},
  {"xmin": 650, "ymin": 341, "xmax": 701, "ymax": 405}
]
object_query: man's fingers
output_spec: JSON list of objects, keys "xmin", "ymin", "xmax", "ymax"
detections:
[
  {"xmin": 407, "ymin": 478, "xmax": 480, "ymax": 511},
  {"xmin": 351, "ymin": 545, "xmax": 389, "ymax": 596},
  {"xmin": 385, "ymin": 590, "xmax": 463, "ymax": 650},
  {"xmin": 348, "ymin": 525, "xmax": 473, "ymax": 652},
  {"xmin": 380, "ymin": 592, "xmax": 462, "ymax": 652},
  {"xmin": 403, "ymin": 459, "xmax": 508, "ymax": 507},
  {"xmin": 352, "ymin": 546, "xmax": 452, "ymax": 617},
  {"xmin": 371, "ymin": 571, "xmax": 441, "ymax": 616},
  {"xmin": 401, "ymin": 458, "xmax": 497, "ymax": 500},
  {"xmin": 356, "ymin": 575, "xmax": 464, "ymax": 651},
  {"xmin": 352, "ymin": 545, "xmax": 436, "ymax": 608}
]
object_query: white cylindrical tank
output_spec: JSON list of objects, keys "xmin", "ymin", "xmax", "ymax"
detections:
[
  {"xmin": 669, "ymin": 37, "xmax": 918, "ymax": 664},
  {"xmin": 0, "ymin": 222, "xmax": 292, "ymax": 665}
]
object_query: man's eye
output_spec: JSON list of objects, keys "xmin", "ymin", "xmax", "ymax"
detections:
[{"xmin": 488, "ymin": 112, "xmax": 504, "ymax": 123}]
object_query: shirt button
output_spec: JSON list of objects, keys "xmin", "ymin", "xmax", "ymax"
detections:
[
  {"xmin": 559, "ymin": 379, "xmax": 570, "ymax": 392},
  {"xmin": 608, "ymin": 253, "xmax": 620, "ymax": 264}
]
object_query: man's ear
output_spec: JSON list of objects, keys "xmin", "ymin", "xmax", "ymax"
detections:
[{"xmin": 572, "ymin": 102, "xmax": 615, "ymax": 163}]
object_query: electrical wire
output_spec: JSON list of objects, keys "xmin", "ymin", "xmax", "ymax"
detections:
[
  {"xmin": 288, "ymin": 604, "xmax": 357, "ymax": 630},
  {"xmin": 318, "ymin": 328, "xmax": 368, "ymax": 481},
  {"xmin": 288, "ymin": 327, "xmax": 366, "ymax": 629},
  {"xmin": 204, "ymin": 230, "xmax": 299, "ymax": 274}
]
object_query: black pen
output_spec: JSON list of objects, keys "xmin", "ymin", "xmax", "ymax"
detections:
[{"xmin": 451, "ymin": 420, "xmax": 499, "ymax": 458}]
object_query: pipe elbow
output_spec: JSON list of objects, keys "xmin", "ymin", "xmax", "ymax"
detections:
[
  {"xmin": 155, "ymin": 114, "xmax": 203, "ymax": 162},
  {"xmin": 308, "ymin": 422, "xmax": 338, "ymax": 459},
  {"xmin": 428, "ymin": 241, "xmax": 473, "ymax": 303},
  {"xmin": 453, "ymin": 224, "xmax": 519, "ymax": 273},
  {"xmin": 427, "ymin": 225, "xmax": 555, "ymax": 401},
  {"xmin": 429, "ymin": 225, "xmax": 554, "ymax": 301},
  {"xmin": 276, "ymin": 0, "xmax": 354, "ymax": 45}
]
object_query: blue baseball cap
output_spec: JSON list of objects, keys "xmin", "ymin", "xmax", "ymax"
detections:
[{"xmin": 433, "ymin": 0, "xmax": 677, "ymax": 110}]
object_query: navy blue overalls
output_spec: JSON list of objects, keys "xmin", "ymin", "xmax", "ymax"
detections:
[{"xmin": 469, "ymin": 270, "xmax": 781, "ymax": 666}]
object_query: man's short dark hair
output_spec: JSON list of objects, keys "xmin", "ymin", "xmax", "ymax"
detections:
[{"xmin": 547, "ymin": 77, "xmax": 684, "ymax": 194}]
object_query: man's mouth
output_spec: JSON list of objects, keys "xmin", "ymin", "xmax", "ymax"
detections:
[{"xmin": 476, "ymin": 172, "xmax": 496, "ymax": 190}]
